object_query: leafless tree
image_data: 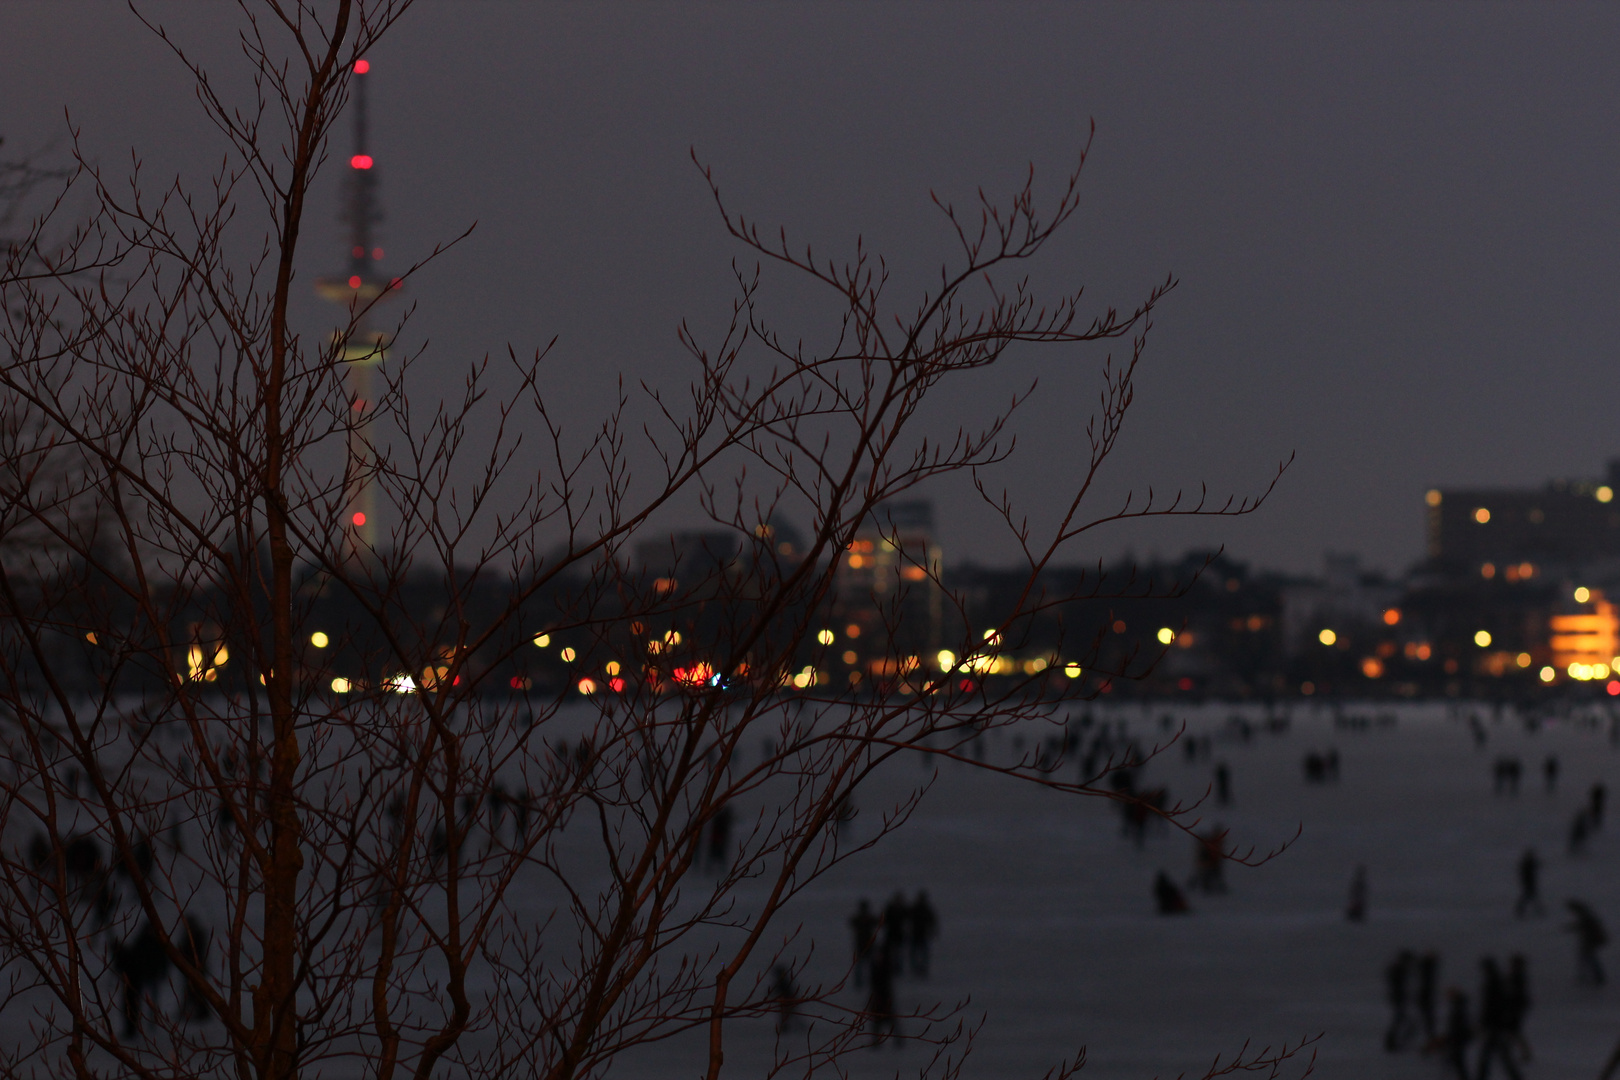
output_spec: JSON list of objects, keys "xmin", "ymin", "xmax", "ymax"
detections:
[{"xmin": 0, "ymin": 4, "xmax": 1307, "ymax": 1080}]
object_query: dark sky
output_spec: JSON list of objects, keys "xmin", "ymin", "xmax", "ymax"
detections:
[{"xmin": 6, "ymin": 2, "xmax": 1620, "ymax": 576}]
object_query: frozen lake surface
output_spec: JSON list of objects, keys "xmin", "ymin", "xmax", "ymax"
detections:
[
  {"xmin": 11, "ymin": 699, "xmax": 1620, "ymax": 1079},
  {"xmin": 617, "ymin": 700, "xmax": 1620, "ymax": 1079}
]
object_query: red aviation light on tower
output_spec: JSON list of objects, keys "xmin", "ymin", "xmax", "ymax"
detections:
[
  {"xmin": 350, "ymin": 154, "xmax": 373, "ymax": 170},
  {"xmin": 354, "ymin": 59, "xmax": 370, "ymax": 74}
]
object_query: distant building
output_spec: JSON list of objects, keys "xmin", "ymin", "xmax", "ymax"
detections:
[
  {"xmin": 1279, "ymin": 553, "xmax": 1401, "ymax": 656},
  {"xmin": 1426, "ymin": 460, "xmax": 1620, "ymax": 575},
  {"xmin": 634, "ymin": 530, "xmax": 742, "ymax": 593},
  {"xmin": 831, "ymin": 500, "xmax": 943, "ymax": 683}
]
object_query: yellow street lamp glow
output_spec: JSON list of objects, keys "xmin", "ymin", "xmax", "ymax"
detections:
[
  {"xmin": 532, "ymin": 633, "xmax": 551, "ymax": 648},
  {"xmin": 1517, "ymin": 653, "xmax": 1533, "ymax": 668},
  {"xmin": 560, "ymin": 647, "xmax": 577, "ymax": 662},
  {"xmin": 1575, "ymin": 587, "xmax": 1592, "ymax": 603},
  {"xmin": 1473, "ymin": 630, "xmax": 1491, "ymax": 647},
  {"xmin": 937, "ymin": 649, "xmax": 956, "ymax": 670},
  {"xmin": 817, "ymin": 629, "xmax": 835, "ymax": 645},
  {"xmin": 1599, "ymin": 486, "xmax": 1614, "ymax": 504},
  {"xmin": 1063, "ymin": 662, "xmax": 1083, "ymax": 678},
  {"xmin": 1318, "ymin": 629, "xmax": 1337, "ymax": 646},
  {"xmin": 1539, "ymin": 666, "xmax": 1556, "ymax": 683},
  {"xmin": 1425, "ymin": 489, "xmax": 1442, "ymax": 507},
  {"xmin": 310, "ymin": 631, "xmax": 329, "ymax": 649},
  {"xmin": 1156, "ymin": 627, "xmax": 1175, "ymax": 645},
  {"xmin": 330, "ymin": 677, "xmax": 351, "ymax": 693}
]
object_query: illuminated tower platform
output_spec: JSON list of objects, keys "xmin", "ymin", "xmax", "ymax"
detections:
[{"xmin": 316, "ymin": 57, "xmax": 400, "ymax": 553}]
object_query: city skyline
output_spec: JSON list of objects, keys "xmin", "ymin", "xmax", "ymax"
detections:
[{"xmin": 7, "ymin": 4, "xmax": 1620, "ymax": 575}]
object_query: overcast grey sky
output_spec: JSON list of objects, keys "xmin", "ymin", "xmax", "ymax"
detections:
[{"xmin": 6, "ymin": 2, "xmax": 1619, "ymax": 575}]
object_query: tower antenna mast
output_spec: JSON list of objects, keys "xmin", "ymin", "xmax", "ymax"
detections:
[{"xmin": 316, "ymin": 57, "xmax": 398, "ymax": 554}]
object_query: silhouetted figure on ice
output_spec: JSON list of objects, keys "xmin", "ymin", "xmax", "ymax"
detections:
[
  {"xmin": 1346, "ymin": 864, "xmax": 1369, "ymax": 923},
  {"xmin": 1543, "ymin": 755, "xmax": 1559, "ymax": 793},
  {"xmin": 1416, "ymin": 951, "xmax": 1439, "ymax": 1043},
  {"xmin": 866, "ymin": 940, "xmax": 898, "ymax": 1045},
  {"xmin": 1475, "ymin": 957, "xmax": 1523, "ymax": 1079},
  {"xmin": 1571, "ymin": 809, "xmax": 1592, "ymax": 855},
  {"xmin": 769, "ymin": 964, "xmax": 798, "ymax": 1032},
  {"xmin": 850, "ymin": 899, "xmax": 880, "ymax": 988},
  {"xmin": 175, "ymin": 913, "xmax": 212, "ymax": 1021},
  {"xmin": 1592, "ymin": 782, "xmax": 1608, "ymax": 830},
  {"xmin": 1154, "ymin": 870, "xmax": 1189, "ymax": 915},
  {"xmin": 1214, "ymin": 762, "xmax": 1231, "ymax": 805},
  {"xmin": 1492, "ymin": 757, "xmax": 1522, "ymax": 796},
  {"xmin": 908, "ymin": 891, "xmax": 938, "ymax": 977},
  {"xmin": 1566, "ymin": 899, "xmax": 1608, "ymax": 985},
  {"xmin": 1506, "ymin": 953, "xmax": 1531, "ymax": 1063},
  {"xmin": 1304, "ymin": 749, "xmax": 1340, "ymax": 784},
  {"xmin": 112, "ymin": 919, "xmax": 170, "ymax": 1039},
  {"xmin": 1514, "ymin": 849, "xmax": 1542, "ymax": 918},
  {"xmin": 1189, "ymin": 827, "xmax": 1227, "ymax": 894},
  {"xmin": 1304, "ymin": 752, "xmax": 1326, "ymax": 784},
  {"xmin": 1384, "ymin": 949, "xmax": 1416, "ymax": 1051},
  {"xmin": 706, "ymin": 804, "xmax": 734, "ymax": 871},
  {"xmin": 1122, "ymin": 787, "xmax": 1167, "ymax": 847},
  {"xmin": 882, "ymin": 891, "xmax": 909, "ymax": 972},
  {"xmin": 1444, "ymin": 988, "xmax": 1474, "ymax": 1079}
]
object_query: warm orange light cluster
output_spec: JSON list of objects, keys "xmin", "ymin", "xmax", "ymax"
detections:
[
  {"xmin": 1382, "ymin": 608, "xmax": 1401, "ymax": 626},
  {"xmin": 1550, "ymin": 592, "xmax": 1619, "ymax": 676}
]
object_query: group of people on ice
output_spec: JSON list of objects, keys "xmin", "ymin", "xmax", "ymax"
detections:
[
  {"xmin": 1384, "ymin": 948, "xmax": 1532, "ymax": 1080},
  {"xmin": 26, "ymin": 829, "xmax": 213, "ymax": 1040},
  {"xmin": 847, "ymin": 891, "xmax": 939, "ymax": 1044}
]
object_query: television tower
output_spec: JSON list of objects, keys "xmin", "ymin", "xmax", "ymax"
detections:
[{"xmin": 316, "ymin": 57, "xmax": 398, "ymax": 552}]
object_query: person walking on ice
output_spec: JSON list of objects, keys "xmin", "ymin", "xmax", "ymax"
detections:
[
  {"xmin": 1346, "ymin": 864, "xmax": 1369, "ymax": 922},
  {"xmin": 1514, "ymin": 849, "xmax": 1542, "ymax": 918},
  {"xmin": 849, "ymin": 899, "xmax": 879, "ymax": 988},
  {"xmin": 1475, "ymin": 956, "xmax": 1523, "ymax": 1080},
  {"xmin": 1566, "ymin": 899, "xmax": 1609, "ymax": 986},
  {"xmin": 908, "ymin": 891, "xmax": 938, "ymax": 977}
]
